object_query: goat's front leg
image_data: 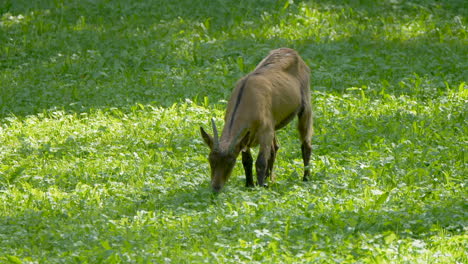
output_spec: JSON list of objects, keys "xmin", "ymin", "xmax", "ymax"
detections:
[
  {"xmin": 242, "ymin": 149, "xmax": 254, "ymax": 187},
  {"xmin": 256, "ymin": 148, "xmax": 270, "ymax": 187},
  {"xmin": 256, "ymin": 129, "xmax": 273, "ymax": 187},
  {"xmin": 266, "ymin": 136, "xmax": 279, "ymax": 181}
]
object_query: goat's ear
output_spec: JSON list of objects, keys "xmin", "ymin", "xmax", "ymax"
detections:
[{"xmin": 200, "ymin": 126, "xmax": 213, "ymax": 149}]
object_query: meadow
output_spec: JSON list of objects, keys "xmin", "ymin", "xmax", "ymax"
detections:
[{"xmin": 0, "ymin": 0, "xmax": 467, "ymax": 263}]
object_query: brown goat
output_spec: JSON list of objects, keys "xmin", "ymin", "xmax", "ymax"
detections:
[{"xmin": 200, "ymin": 48, "xmax": 313, "ymax": 192}]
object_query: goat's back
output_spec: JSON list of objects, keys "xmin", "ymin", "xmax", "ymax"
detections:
[
  {"xmin": 254, "ymin": 48, "xmax": 309, "ymax": 77},
  {"xmin": 224, "ymin": 48, "xmax": 310, "ymax": 140}
]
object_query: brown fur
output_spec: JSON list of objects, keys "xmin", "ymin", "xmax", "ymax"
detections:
[{"xmin": 200, "ymin": 48, "xmax": 313, "ymax": 192}]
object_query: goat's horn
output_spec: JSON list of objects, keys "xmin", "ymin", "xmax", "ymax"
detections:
[{"xmin": 211, "ymin": 118, "xmax": 219, "ymax": 149}]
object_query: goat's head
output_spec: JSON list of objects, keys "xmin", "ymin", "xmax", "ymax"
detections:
[{"xmin": 200, "ymin": 119, "xmax": 245, "ymax": 192}]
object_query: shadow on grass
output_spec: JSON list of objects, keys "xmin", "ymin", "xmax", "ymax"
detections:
[
  {"xmin": 1, "ymin": 0, "xmax": 466, "ymax": 118},
  {"xmin": 314, "ymin": 0, "xmax": 467, "ymax": 17}
]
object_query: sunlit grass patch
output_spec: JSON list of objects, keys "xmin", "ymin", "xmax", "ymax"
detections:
[{"xmin": 1, "ymin": 0, "xmax": 467, "ymax": 263}]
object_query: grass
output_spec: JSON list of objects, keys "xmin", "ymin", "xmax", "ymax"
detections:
[{"xmin": 0, "ymin": 0, "xmax": 467, "ymax": 263}]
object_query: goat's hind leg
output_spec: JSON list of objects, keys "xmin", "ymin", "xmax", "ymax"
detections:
[{"xmin": 298, "ymin": 106, "xmax": 313, "ymax": 181}]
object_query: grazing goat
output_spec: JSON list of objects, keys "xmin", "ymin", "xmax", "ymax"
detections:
[{"xmin": 200, "ymin": 48, "xmax": 313, "ymax": 192}]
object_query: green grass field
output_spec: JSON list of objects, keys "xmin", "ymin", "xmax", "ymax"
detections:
[{"xmin": 1, "ymin": 0, "xmax": 467, "ymax": 263}]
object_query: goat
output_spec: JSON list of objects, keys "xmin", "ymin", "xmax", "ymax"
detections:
[{"xmin": 200, "ymin": 48, "xmax": 313, "ymax": 192}]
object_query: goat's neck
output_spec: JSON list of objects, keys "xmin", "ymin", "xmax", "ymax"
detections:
[{"xmin": 219, "ymin": 125, "xmax": 244, "ymax": 154}]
